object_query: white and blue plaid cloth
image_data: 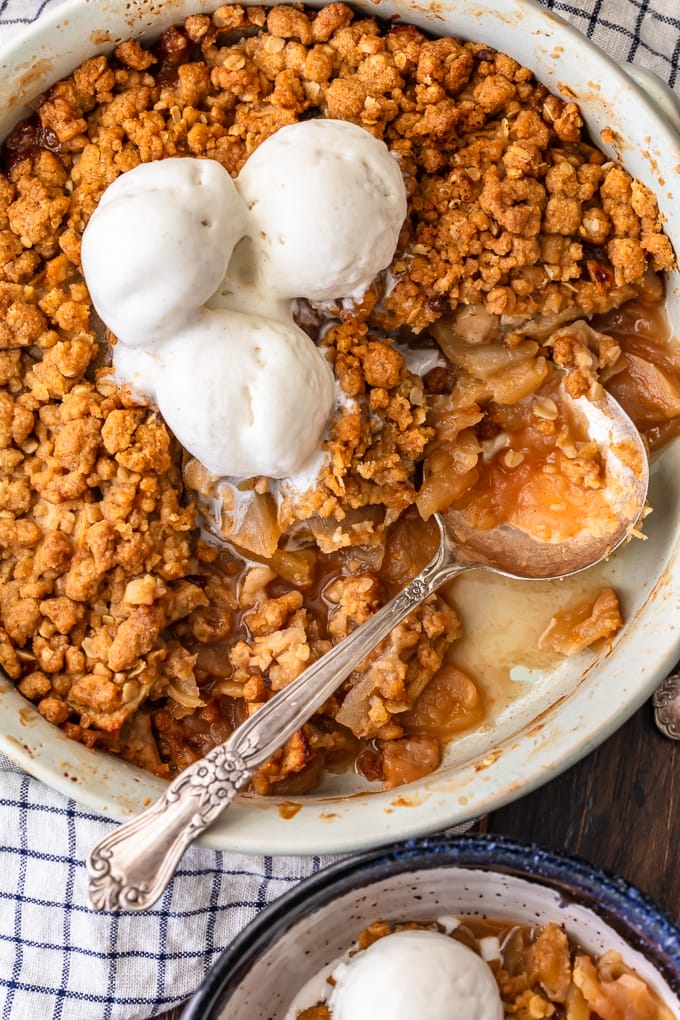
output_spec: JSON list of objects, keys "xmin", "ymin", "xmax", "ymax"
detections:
[
  {"xmin": 0, "ymin": 751, "xmax": 333, "ymax": 1019},
  {"xmin": 1, "ymin": 1, "xmax": 679, "ymax": 1017}
]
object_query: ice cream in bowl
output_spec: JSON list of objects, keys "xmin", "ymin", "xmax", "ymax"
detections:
[
  {"xmin": 1, "ymin": 0, "xmax": 680, "ymax": 858},
  {"xmin": 181, "ymin": 835, "xmax": 680, "ymax": 1019}
]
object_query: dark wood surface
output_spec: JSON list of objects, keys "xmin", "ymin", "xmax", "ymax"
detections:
[
  {"xmin": 490, "ymin": 698, "xmax": 680, "ymax": 912},
  {"xmin": 157, "ymin": 698, "xmax": 680, "ymax": 1019}
]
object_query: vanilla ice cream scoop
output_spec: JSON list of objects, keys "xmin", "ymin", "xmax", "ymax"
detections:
[
  {"xmin": 327, "ymin": 930, "xmax": 504, "ymax": 1020},
  {"xmin": 91, "ymin": 124, "xmax": 406, "ymax": 485},
  {"xmin": 236, "ymin": 119, "xmax": 407, "ymax": 301},
  {"xmin": 153, "ymin": 307, "xmax": 335, "ymax": 478},
  {"xmin": 82, "ymin": 157, "xmax": 248, "ymax": 347}
]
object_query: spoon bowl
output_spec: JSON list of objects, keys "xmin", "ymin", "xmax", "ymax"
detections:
[
  {"xmin": 443, "ymin": 387, "xmax": 649, "ymax": 579},
  {"xmin": 86, "ymin": 387, "xmax": 648, "ymax": 911}
]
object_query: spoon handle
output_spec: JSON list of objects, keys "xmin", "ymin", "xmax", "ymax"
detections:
[
  {"xmin": 87, "ymin": 541, "xmax": 465, "ymax": 911},
  {"xmin": 87, "ymin": 744, "xmax": 252, "ymax": 911}
]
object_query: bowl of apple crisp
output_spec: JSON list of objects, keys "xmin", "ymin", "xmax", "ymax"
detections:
[
  {"xmin": 0, "ymin": 0, "xmax": 679, "ymax": 854},
  {"xmin": 182, "ymin": 835, "xmax": 680, "ymax": 1018}
]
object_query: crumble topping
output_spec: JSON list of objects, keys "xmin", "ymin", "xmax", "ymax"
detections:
[{"xmin": 0, "ymin": 3, "xmax": 677, "ymax": 792}]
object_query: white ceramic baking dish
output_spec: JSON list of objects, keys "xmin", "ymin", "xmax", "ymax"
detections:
[{"xmin": 1, "ymin": 0, "xmax": 679, "ymax": 854}]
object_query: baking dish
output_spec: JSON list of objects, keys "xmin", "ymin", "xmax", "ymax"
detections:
[{"xmin": 0, "ymin": 0, "xmax": 679, "ymax": 854}]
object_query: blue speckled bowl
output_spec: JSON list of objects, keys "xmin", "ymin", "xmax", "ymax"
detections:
[{"xmin": 184, "ymin": 835, "xmax": 680, "ymax": 1019}]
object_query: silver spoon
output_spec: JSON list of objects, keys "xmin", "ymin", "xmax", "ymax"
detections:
[{"xmin": 87, "ymin": 386, "xmax": 648, "ymax": 910}]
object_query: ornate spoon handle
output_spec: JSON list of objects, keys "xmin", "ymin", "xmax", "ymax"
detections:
[
  {"xmin": 88, "ymin": 522, "xmax": 467, "ymax": 911},
  {"xmin": 87, "ymin": 745, "xmax": 251, "ymax": 911}
]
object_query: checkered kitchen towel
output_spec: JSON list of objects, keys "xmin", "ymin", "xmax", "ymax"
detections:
[
  {"xmin": 1, "ymin": 0, "xmax": 680, "ymax": 1017},
  {"xmin": 0, "ymin": 752, "xmax": 335, "ymax": 1019}
]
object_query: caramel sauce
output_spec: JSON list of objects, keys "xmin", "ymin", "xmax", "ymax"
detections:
[
  {"xmin": 152, "ymin": 24, "xmax": 196, "ymax": 85},
  {"xmin": 594, "ymin": 296, "xmax": 680, "ymax": 447},
  {"xmin": 1, "ymin": 114, "xmax": 63, "ymax": 175},
  {"xmin": 277, "ymin": 800, "xmax": 302, "ymax": 819}
]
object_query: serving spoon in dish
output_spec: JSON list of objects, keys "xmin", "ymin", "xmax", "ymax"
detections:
[{"xmin": 87, "ymin": 387, "xmax": 649, "ymax": 911}]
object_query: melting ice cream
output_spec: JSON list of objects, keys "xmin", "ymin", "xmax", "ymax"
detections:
[{"xmin": 81, "ymin": 120, "xmax": 407, "ymax": 480}]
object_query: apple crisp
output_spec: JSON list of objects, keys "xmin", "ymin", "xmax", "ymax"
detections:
[
  {"xmin": 295, "ymin": 918, "xmax": 675, "ymax": 1020},
  {"xmin": 1, "ymin": 3, "xmax": 679, "ymax": 793}
]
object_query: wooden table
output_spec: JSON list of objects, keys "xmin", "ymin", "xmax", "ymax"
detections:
[
  {"xmin": 157, "ymin": 698, "xmax": 679, "ymax": 1018},
  {"xmin": 489, "ymin": 698, "xmax": 680, "ymax": 912}
]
